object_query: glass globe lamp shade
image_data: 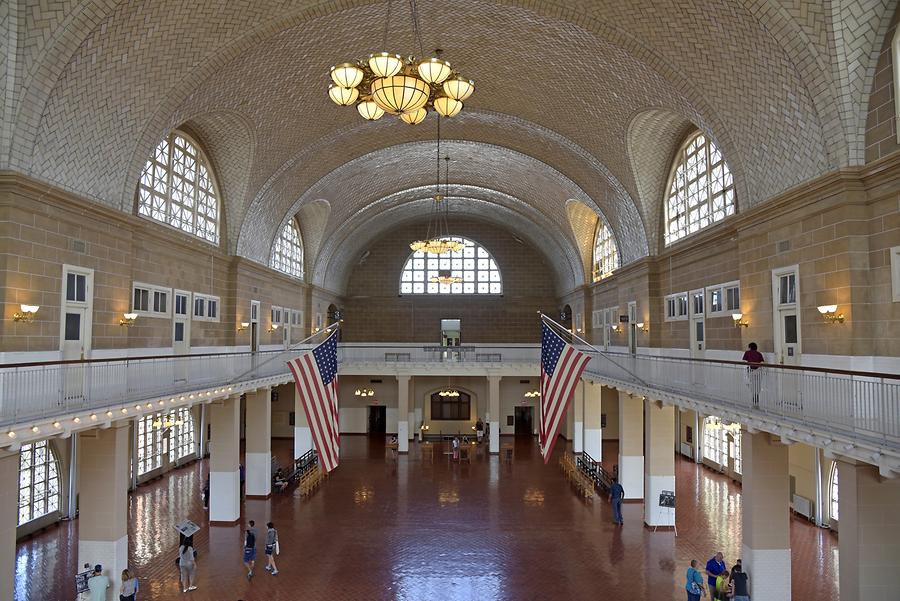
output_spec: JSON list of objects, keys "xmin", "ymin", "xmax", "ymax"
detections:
[
  {"xmin": 371, "ymin": 75, "xmax": 430, "ymax": 114},
  {"xmin": 399, "ymin": 107, "xmax": 428, "ymax": 125},
  {"xmin": 433, "ymin": 96, "xmax": 463, "ymax": 117},
  {"xmin": 330, "ymin": 63, "xmax": 364, "ymax": 88},
  {"xmin": 417, "ymin": 58, "xmax": 453, "ymax": 84},
  {"xmin": 356, "ymin": 97, "xmax": 385, "ymax": 120},
  {"xmin": 410, "ymin": 240, "xmax": 427, "ymax": 252},
  {"xmin": 368, "ymin": 52, "xmax": 404, "ymax": 77},
  {"xmin": 328, "ymin": 85, "xmax": 359, "ymax": 106},
  {"xmin": 443, "ymin": 77, "xmax": 475, "ymax": 101}
]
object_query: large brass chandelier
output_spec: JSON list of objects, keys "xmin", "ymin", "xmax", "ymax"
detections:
[{"xmin": 327, "ymin": 1, "xmax": 474, "ymax": 125}]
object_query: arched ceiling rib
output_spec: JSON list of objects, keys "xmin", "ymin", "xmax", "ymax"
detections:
[{"xmin": 565, "ymin": 200, "xmax": 601, "ymax": 281}]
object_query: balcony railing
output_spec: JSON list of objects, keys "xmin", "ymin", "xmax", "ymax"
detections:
[{"xmin": 581, "ymin": 350, "xmax": 900, "ymax": 451}]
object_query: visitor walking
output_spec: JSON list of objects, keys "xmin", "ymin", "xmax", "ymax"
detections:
[
  {"xmin": 608, "ymin": 478, "xmax": 625, "ymax": 525},
  {"xmin": 705, "ymin": 552, "xmax": 727, "ymax": 600},
  {"xmin": 202, "ymin": 477, "xmax": 209, "ymax": 510},
  {"xmin": 742, "ymin": 342, "xmax": 765, "ymax": 406},
  {"xmin": 243, "ymin": 520, "xmax": 258, "ymax": 580},
  {"xmin": 452, "ymin": 436, "xmax": 460, "ymax": 460},
  {"xmin": 119, "ymin": 568, "xmax": 139, "ymax": 601},
  {"xmin": 87, "ymin": 565, "xmax": 109, "ymax": 601},
  {"xmin": 729, "ymin": 564, "xmax": 750, "ymax": 601},
  {"xmin": 685, "ymin": 560, "xmax": 706, "ymax": 600},
  {"xmin": 178, "ymin": 536, "xmax": 198, "ymax": 593},
  {"xmin": 264, "ymin": 522, "xmax": 279, "ymax": 576}
]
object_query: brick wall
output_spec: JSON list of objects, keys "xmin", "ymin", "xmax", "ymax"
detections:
[{"xmin": 340, "ymin": 219, "xmax": 558, "ymax": 343}]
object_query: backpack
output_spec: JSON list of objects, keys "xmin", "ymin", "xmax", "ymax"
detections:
[{"xmin": 245, "ymin": 531, "xmax": 256, "ymax": 549}]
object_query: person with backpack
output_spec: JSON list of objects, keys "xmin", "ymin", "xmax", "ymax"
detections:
[
  {"xmin": 243, "ymin": 520, "xmax": 257, "ymax": 580},
  {"xmin": 178, "ymin": 537, "xmax": 197, "ymax": 593},
  {"xmin": 685, "ymin": 559, "xmax": 706, "ymax": 600},
  {"xmin": 264, "ymin": 522, "xmax": 279, "ymax": 576}
]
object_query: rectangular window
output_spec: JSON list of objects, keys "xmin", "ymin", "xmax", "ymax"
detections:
[
  {"xmin": 691, "ymin": 290, "xmax": 704, "ymax": 317},
  {"xmin": 271, "ymin": 306, "xmax": 282, "ymax": 324},
  {"xmin": 131, "ymin": 282, "xmax": 171, "ymax": 317},
  {"xmin": 665, "ymin": 293, "xmax": 688, "ymax": 322},
  {"xmin": 64, "ymin": 313, "xmax": 81, "ymax": 341},
  {"xmin": 725, "ymin": 285, "xmax": 740, "ymax": 312},
  {"xmin": 192, "ymin": 293, "xmax": 220, "ymax": 322},
  {"xmin": 891, "ymin": 246, "xmax": 900, "ymax": 302},
  {"xmin": 778, "ymin": 273, "xmax": 796, "ymax": 305},
  {"xmin": 591, "ymin": 310, "xmax": 603, "ymax": 329},
  {"xmin": 174, "ymin": 291, "xmax": 190, "ymax": 316},
  {"xmin": 66, "ymin": 273, "xmax": 87, "ymax": 303},
  {"xmin": 708, "ymin": 287, "xmax": 723, "ymax": 314}
]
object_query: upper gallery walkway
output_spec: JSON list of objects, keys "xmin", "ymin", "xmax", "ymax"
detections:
[{"xmin": 0, "ymin": 342, "xmax": 898, "ymax": 471}]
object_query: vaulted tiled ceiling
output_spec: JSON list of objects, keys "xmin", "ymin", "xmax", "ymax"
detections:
[{"xmin": 2, "ymin": 0, "xmax": 894, "ymax": 293}]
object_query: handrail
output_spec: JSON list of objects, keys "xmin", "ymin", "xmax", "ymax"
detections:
[{"xmin": 0, "ymin": 348, "xmax": 287, "ymax": 369}]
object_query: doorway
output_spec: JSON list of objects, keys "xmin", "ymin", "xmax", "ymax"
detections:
[
  {"xmin": 772, "ymin": 266, "xmax": 802, "ymax": 409},
  {"xmin": 368, "ymin": 406, "xmax": 386, "ymax": 434},
  {"xmin": 250, "ymin": 300, "xmax": 260, "ymax": 352},
  {"xmin": 60, "ymin": 265, "xmax": 93, "ymax": 401},
  {"xmin": 514, "ymin": 406, "xmax": 533, "ymax": 436}
]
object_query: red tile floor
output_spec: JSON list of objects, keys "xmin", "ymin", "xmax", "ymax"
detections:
[{"xmin": 15, "ymin": 437, "xmax": 838, "ymax": 600}]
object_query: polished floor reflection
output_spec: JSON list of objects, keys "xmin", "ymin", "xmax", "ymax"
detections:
[{"xmin": 15, "ymin": 437, "xmax": 838, "ymax": 600}]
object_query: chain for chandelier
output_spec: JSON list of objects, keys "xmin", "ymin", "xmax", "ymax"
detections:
[{"xmin": 327, "ymin": 0, "xmax": 474, "ymax": 124}]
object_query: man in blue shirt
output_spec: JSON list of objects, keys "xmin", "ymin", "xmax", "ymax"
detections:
[
  {"xmin": 706, "ymin": 552, "xmax": 727, "ymax": 598},
  {"xmin": 608, "ymin": 478, "xmax": 625, "ymax": 525}
]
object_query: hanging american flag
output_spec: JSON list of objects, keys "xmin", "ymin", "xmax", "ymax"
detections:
[
  {"xmin": 539, "ymin": 319, "xmax": 591, "ymax": 464},
  {"xmin": 287, "ymin": 329, "xmax": 340, "ymax": 473}
]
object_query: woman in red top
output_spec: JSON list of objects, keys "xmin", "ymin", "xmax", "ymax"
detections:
[{"xmin": 742, "ymin": 342, "xmax": 764, "ymax": 406}]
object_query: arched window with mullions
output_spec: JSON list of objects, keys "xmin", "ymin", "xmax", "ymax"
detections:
[
  {"xmin": 270, "ymin": 219, "xmax": 304, "ymax": 279},
  {"xmin": 137, "ymin": 131, "xmax": 221, "ymax": 245},
  {"xmin": 592, "ymin": 219, "xmax": 619, "ymax": 282},
  {"xmin": 18, "ymin": 440, "xmax": 61, "ymax": 525},
  {"xmin": 664, "ymin": 132, "xmax": 735, "ymax": 246},
  {"xmin": 400, "ymin": 236, "xmax": 502, "ymax": 295},
  {"xmin": 829, "ymin": 462, "xmax": 839, "ymax": 521}
]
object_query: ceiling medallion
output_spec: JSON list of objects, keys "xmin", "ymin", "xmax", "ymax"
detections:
[{"xmin": 327, "ymin": 1, "xmax": 474, "ymax": 124}]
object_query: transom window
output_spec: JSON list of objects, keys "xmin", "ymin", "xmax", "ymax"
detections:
[
  {"xmin": 592, "ymin": 219, "xmax": 619, "ymax": 281},
  {"xmin": 664, "ymin": 132, "xmax": 735, "ymax": 246},
  {"xmin": 270, "ymin": 219, "xmax": 304, "ymax": 279},
  {"xmin": 137, "ymin": 131, "xmax": 220, "ymax": 244},
  {"xmin": 18, "ymin": 441, "xmax": 61, "ymax": 525},
  {"xmin": 400, "ymin": 237, "xmax": 502, "ymax": 295}
]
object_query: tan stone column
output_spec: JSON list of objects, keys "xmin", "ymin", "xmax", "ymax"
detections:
[
  {"xmin": 0, "ymin": 450, "xmax": 19, "ymax": 601},
  {"xmin": 78, "ymin": 422, "xmax": 130, "ymax": 599},
  {"xmin": 397, "ymin": 375, "xmax": 410, "ymax": 453},
  {"xmin": 837, "ymin": 460, "xmax": 900, "ymax": 601},
  {"xmin": 643, "ymin": 399, "xmax": 675, "ymax": 527},
  {"xmin": 245, "ymin": 388, "xmax": 272, "ymax": 499},
  {"xmin": 584, "ymin": 382, "xmax": 603, "ymax": 460},
  {"xmin": 293, "ymin": 384, "xmax": 313, "ymax": 459},
  {"xmin": 209, "ymin": 394, "xmax": 240, "ymax": 524},
  {"xmin": 488, "ymin": 376, "xmax": 501, "ymax": 454},
  {"xmin": 741, "ymin": 431, "xmax": 791, "ymax": 601},
  {"xmin": 618, "ymin": 391, "xmax": 643, "ymax": 499},
  {"xmin": 572, "ymin": 380, "xmax": 584, "ymax": 454}
]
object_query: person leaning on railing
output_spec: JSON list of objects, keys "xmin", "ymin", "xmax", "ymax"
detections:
[{"xmin": 742, "ymin": 342, "xmax": 765, "ymax": 407}]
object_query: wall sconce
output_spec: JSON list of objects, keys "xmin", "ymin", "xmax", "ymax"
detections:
[
  {"xmin": 237, "ymin": 322, "xmax": 249, "ymax": 332},
  {"xmin": 119, "ymin": 313, "xmax": 138, "ymax": 327},
  {"xmin": 267, "ymin": 323, "xmax": 280, "ymax": 333},
  {"xmin": 13, "ymin": 304, "xmax": 39, "ymax": 323},
  {"xmin": 817, "ymin": 305, "xmax": 844, "ymax": 324},
  {"xmin": 635, "ymin": 322, "xmax": 649, "ymax": 333},
  {"xmin": 610, "ymin": 323, "xmax": 622, "ymax": 334},
  {"xmin": 731, "ymin": 313, "xmax": 749, "ymax": 328}
]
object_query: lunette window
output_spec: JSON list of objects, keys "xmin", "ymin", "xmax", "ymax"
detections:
[
  {"xmin": 18, "ymin": 441, "xmax": 61, "ymax": 525},
  {"xmin": 592, "ymin": 220, "xmax": 619, "ymax": 281},
  {"xmin": 270, "ymin": 219, "xmax": 304, "ymax": 279},
  {"xmin": 664, "ymin": 132, "xmax": 735, "ymax": 245},
  {"xmin": 400, "ymin": 236, "xmax": 502, "ymax": 295},
  {"xmin": 137, "ymin": 131, "xmax": 220, "ymax": 244}
]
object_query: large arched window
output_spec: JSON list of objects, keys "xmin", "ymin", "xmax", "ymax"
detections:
[
  {"xmin": 400, "ymin": 236, "xmax": 502, "ymax": 295},
  {"xmin": 703, "ymin": 416, "xmax": 729, "ymax": 467},
  {"xmin": 830, "ymin": 463, "xmax": 839, "ymax": 521},
  {"xmin": 664, "ymin": 132, "xmax": 735, "ymax": 246},
  {"xmin": 137, "ymin": 408, "xmax": 196, "ymax": 475},
  {"xmin": 18, "ymin": 441, "xmax": 61, "ymax": 525},
  {"xmin": 592, "ymin": 219, "xmax": 619, "ymax": 281},
  {"xmin": 270, "ymin": 219, "xmax": 304, "ymax": 279},
  {"xmin": 137, "ymin": 131, "xmax": 220, "ymax": 244}
]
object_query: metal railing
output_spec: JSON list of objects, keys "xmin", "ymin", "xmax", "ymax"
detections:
[
  {"xmin": 576, "ymin": 450, "xmax": 614, "ymax": 492},
  {"xmin": 581, "ymin": 349, "xmax": 900, "ymax": 451}
]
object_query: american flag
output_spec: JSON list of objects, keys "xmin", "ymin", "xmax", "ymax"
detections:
[
  {"xmin": 539, "ymin": 320, "xmax": 591, "ymax": 464},
  {"xmin": 287, "ymin": 330, "xmax": 340, "ymax": 473}
]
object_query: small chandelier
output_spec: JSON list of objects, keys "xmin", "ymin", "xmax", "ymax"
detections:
[
  {"xmin": 429, "ymin": 269, "xmax": 462, "ymax": 285},
  {"xmin": 327, "ymin": 0, "xmax": 473, "ymax": 124},
  {"xmin": 410, "ymin": 125, "xmax": 465, "ymax": 256},
  {"xmin": 354, "ymin": 388, "xmax": 375, "ymax": 397},
  {"xmin": 438, "ymin": 388, "xmax": 460, "ymax": 397},
  {"xmin": 524, "ymin": 390, "xmax": 541, "ymax": 398}
]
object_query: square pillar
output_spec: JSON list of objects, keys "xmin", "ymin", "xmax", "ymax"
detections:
[
  {"xmin": 293, "ymin": 385, "xmax": 313, "ymax": 459},
  {"xmin": 209, "ymin": 395, "xmax": 240, "ymax": 524},
  {"xmin": 741, "ymin": 431, "xmax": 791, "ymax": 601},
  {"xmin": 618, "ymin": 391, "xmax": 643, "ymax": 499},
  {"xmin": 397, "ymin": 375, "xmax": 410, "ymax": 453},
  {"xmin": 488, "ymin": 376, "xmax": 501, "ymax": 454},
  {"xmin": 837, "ymin": 460, "xmax": 900, "ymax": 601},
  {"xmin": 78, "ymin": 423, "xmax": 130, "ymax": 599},
  {"xmin": 0, "ymin": 450, "xmax": 19, "ymax": 601},
  {"xmin": 643, "ymin": 399, "xmax": 675, "ymax": 527},
  {"xmin": 245, "ymin": 388, "xmax": 272, "ymax": 499},
  {"xmin": 584, "ymin": 382, "xmax": 603, "ymax": 460},
  {"xmin": 572, "ymin": 380, "xmax": 584, "ymax": 454}
]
